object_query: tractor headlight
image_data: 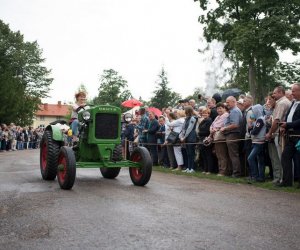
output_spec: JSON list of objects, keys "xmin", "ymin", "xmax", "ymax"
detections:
[
  {"xmin": 82, "ymin": 111, "xmax": 91, "ymax": 121},
  {"xmin": 124, "ymin": 113, "xmax": 133, "ymax": 122}
]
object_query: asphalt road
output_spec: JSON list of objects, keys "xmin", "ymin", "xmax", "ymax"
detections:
[{"xmin": 0, "ymin": 149, "xmax": 300, "ymax": 250}]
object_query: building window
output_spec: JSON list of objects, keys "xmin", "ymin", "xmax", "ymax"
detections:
[
  {"xmin": 56, "ymin": 116, "xmax": 61, "ymax": 120},
  {"xmin": 40, "ymin": 116, "xmax": 45, "ymax": 121}
]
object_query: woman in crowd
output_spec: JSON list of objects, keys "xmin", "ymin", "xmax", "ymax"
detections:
[
  {"xmin": 209, "ymin": 103, "xmax": 230, "ymax": 176},
  {"xmin": 164, "ymin": 111, "xmax": 177, "ymax": 169},
  {"xmin": 198, "ymin": 108, "xmax": 214, "ymax": 174},
  {"xmin": 181, "ymin": 106, "xmax": 198, "ymax": 173},
  {"xmin": 165, "ymin": 111, "xmax": 185, "ymax": 171}
]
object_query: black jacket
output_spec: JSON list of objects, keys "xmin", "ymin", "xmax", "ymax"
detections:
[
  {"xmin": 285, "ymin": 101, "xmax": 300, "ymax": 135},
  {"xmin": 198, "ymin": 117, "xmax": 213, "ymax": 141}
]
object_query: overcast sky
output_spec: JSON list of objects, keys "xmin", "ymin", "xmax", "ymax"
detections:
[{"xmin": 0, "ymin": 0, "xmax": 211, "ymax": 104}]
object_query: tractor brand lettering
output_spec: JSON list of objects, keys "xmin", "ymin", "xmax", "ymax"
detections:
[{"xmin": 98, "ymin": 107, "xmax": 116, "ymax": 112}]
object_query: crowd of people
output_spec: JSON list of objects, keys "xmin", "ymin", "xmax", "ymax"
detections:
[
  {"xmin": 122, "ymin": 83, "xmax": 300, "ymax": 188},
  {"xmin": 0, "ymin": 123, "xmax": 44, "ymax": 151}
]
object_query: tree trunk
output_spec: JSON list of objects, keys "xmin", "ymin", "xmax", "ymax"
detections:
[{"xmin": 248, "ymin": 56, "xmax": 257, "ymax": 101}]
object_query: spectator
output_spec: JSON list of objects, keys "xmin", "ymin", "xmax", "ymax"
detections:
[
  {"xmin": 206, "ymin": 97, "xmax": 218, "ymax": 121},
  {"xmin": 144, "ymin": 111, "xmax": 160, "ymax": 165},
  {"xmin": 279, "ymin": 83, "xmax": 300, "ymax": 188},
  {"xmin": 247, "ymin": 104, "xmax": 267, "ymax": 183},
  {"xmin": 189, "ymin": 99, "xmax": 198, "ymax": 111},
  {"xmin": 157, "ymin": 116, "xmax": 169, "ymax": 167},
  {"xmin": 137, "ymin": 107, "xmax": 149, "ymax": 145},
  {"xmin": 285, "ymin": 89, "xmax": 294, "ymax": 102},
  {"xmin": 166, "ymin": 111, "xmax": 185, "ymax": 171},
  {"xmin": 266, "ymin": 86, "xmax": 291, "ymax": 184},
  {"xmin": 198, "ymin": 108, "xmax": 214, "ymax": 174},
  {"xmin": 241, "ymin": 95, "xmax": 254, "ymax": 177},
  {"xmin": 220, "ymin": 96, "xmax": 243, "ymax": 177},
  {"xmin": 210, "ymin": 103, "xmax": 230, "ymax": 176},
  {"xmin": 164, "ymin": 112, "xmax": 178, "ymax": 170},
  {"xmin": 181, "ymin": 106, "xmax": 198, "ymax": 173}
]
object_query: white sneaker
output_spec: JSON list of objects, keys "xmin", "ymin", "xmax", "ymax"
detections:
[
  {"xmin": 189, "ymin": 169, "xmax": 195, "ymax": 174},
  {"xmin": 182, "ymin": 169, "xmax": 190, "ymax": 173}
]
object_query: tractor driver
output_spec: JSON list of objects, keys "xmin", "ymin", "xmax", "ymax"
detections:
[{"xmin": 71, "ymin": 91, "xmax": 87, "ymax": 142}]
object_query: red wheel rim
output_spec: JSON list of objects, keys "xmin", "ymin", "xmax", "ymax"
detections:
[
  {"xmin": 41, "ymin": 142, "xmax": 47, "ymax": 171},
  {"xmin": 130, "ymin": 153, "xmax": 143, "ymax": 181},
  {"xmin": 58, "ymin": 154, "xmax": 67, "ymax": 183}
]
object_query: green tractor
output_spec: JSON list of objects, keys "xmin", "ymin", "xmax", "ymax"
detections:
[{"xmin": 39, "ymin": 105, "xmax": 152, "ymax": 190}]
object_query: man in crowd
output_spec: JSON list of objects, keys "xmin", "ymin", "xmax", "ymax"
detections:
[
  {"xmin": 266, "ymin": 86, "xmax": 291, "ymax": 184},
  {"xmin": 206, "ymin": 97, "xmax": 218, "ymax": 121},
  {"xmin": 279, "ymin": 83, "xmax": 300, "ymax": 188},
  {"xmin": 220, "ymin": 96, "xmax": 243, "ymax": 177},
  {"xmin": 242, "ymin": 96, "xmax": 254, "ymax": 176},
  {"xmin": 137, "ymin": 107, "xmax": 149, "ymax": 145},
  {"xmin": 189, "ymin": 99, "xmax": 198, "ymax": 111}
]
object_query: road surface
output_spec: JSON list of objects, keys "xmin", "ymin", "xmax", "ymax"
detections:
[{"xmin": 0, "ymin": 149, "xmax": 300, "ymax": 250}]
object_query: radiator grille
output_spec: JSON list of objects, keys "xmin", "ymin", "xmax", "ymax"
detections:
[{"xmin": 95, "ymin": 113, "xmax": 119, "ymax": 139}]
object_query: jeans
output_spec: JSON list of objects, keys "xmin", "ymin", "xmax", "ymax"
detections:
[
  {"xmin": 248, "ymin": 143, "xmax": 265, "ymax": 180},
  {"xmin": 71, "ymin": 119, "xmax": 79, "ymax": 136},
  {"xmin": 185, "ymin": 144, "xmax": 195, "ymax": 170}
]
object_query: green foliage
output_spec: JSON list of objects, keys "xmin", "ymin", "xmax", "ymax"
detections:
[
  {"xmin": 195, "ymin": 0, "xmax": 300, "ymax": 102},
  {"xmin": 273, "ymin": 61, "xmax": 300, "ymax": 86},
  {"xmin": 93, "ymin": 69, "xmax": 132, "ymax": 108},
  {"xmin": 0, "ymin": 20, "xmax": 52, "ymax": 126},
  {"xmin": 149, "ymin": 67, "xmax": 181, "ymax": 109}
]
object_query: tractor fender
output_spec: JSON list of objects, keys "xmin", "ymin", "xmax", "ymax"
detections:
[{"xmin": 45, "ymin": 124, "xmax": 65, "ymax": 142}]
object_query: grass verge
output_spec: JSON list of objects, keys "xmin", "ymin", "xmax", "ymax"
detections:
[{"xmin": 153, "ymin": 166, "xmax": 300, "ymax": 193}]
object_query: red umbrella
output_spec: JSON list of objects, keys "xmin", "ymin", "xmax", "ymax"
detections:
[
  {"xmin": 148, "ymin": 107, "xmax": 162, "ymax": 117},
  {"xmin": 121, "ymin": 98, "xmax": 143, "ymax": 108}
]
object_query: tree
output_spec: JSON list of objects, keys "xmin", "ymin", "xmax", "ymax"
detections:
[
  {"xmin": 149, "ymin": 67, "xmax": 181, "ymax": 109},
  {"xmin": 273, "ymin": 61, "xmax": 300, "ymax": 86},
  {"xmin": 93, "ymin": 69, "xmax": 132, "ymax": 108},
  {"xmin": 0, "ymin": 20, "xmax": 53, "ymax": 126},
  {"xmin": 195, "ymin": 0, "xmax": 300, "ymax": 102}
]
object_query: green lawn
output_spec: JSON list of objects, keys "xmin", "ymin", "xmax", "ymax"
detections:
[{"xmin": 153, "ymin": 166, "xmax": 300, "ymax": 193}]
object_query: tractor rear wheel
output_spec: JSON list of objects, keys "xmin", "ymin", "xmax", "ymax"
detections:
[
  {"xmin": 57, "ymin": 146, "xmax": 76, "ymax": 190},
  {"xmin": 129, "ymin": 146, "xmax": 152, "ymax": 186},
  {"xmin": 100, "ymin": 145, "xmax": 122, "ymax": 179},
  {"xmin": 40, "ymin": 130, "xmax": 60, "ymax": 180}
]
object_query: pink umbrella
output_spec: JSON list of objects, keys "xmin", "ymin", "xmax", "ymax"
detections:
[
  {"xmin": 148, "ymin": 107, "xmax": 162, "ymax": 117},
  {"xmin": 121, "ymin": 98, "xmax": 143, "ymax": 108}
]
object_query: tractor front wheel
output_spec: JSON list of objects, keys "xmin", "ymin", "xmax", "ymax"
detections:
[
  {"xmin": 57, "ymin": 146, "xmax": 76, "ymax": 190},
  {"xmin": 100, "ymin": 145, "xmax": 122, "ymax": 179},
  {"xmin": 40, "ymin": 130, "xmax": 60, "ymax": 180},
  {"xmin": 129, "ymin": 146, "xmax": 152, "ymax": 186}
]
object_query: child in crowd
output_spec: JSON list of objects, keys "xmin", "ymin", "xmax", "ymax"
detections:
[{"xmin": 247, "ymin": 104, "xmax": 267, "ymax": 183}]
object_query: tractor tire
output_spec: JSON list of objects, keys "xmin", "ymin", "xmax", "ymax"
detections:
[
  {"xmin": 57, "ymin": 146, "xmax": 76, "ymax": 190},
  {"xmin": 40, "ymin": 130, "xmax": 60, "ymax": 180},
  {"xmin": 112, "ymin": 144, "xmax": 123, "ymax": 161},
  {"xmin": 129, "ymin": 146, "xmax": 152, "ymax": 186},
  {"xmin": 100, "ymin": 145, "xmax": 122, "ymax": 179}
]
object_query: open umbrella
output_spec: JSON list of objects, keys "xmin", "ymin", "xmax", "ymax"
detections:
[
  {"xmin": 121, "ymin": 98, "xmax": 143, "ymax": 108},
  {"xmin": 221, "ymin": 88, "xmax": 243, "ymax": 100},
  {"xmin": 148, "ymin": 107, "xmax": 162, "ymax": 117}
]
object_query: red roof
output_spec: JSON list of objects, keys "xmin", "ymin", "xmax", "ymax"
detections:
[{"xmin": 36, "ymin": 102, "xmax": 71, "ymax": 116}]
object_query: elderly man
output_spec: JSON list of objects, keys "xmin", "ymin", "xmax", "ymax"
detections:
[
  {"xmin": 189, "ymin": 99, "xmax": 198, "ymax": 111},
  {"xmin": 206, "ymin": 97, "xmax": 218, "ymax": 121},
  {"xmin": 266, "ymin": 86, "xmax": 291, "ymax": 184},
  {"xmin": 220, "ymin": 96, "xmax": 243, "ymax": 177},
  {"xmin": 279, "ymin": 83, "xmax": 300, "ymax": 188}
]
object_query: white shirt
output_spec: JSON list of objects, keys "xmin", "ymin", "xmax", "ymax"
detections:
[{"xmin": 287, "ymin": 101, "xmax": 300, "ymax": 123}]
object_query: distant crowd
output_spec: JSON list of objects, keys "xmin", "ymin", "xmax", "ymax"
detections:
[
  {"xmin": 122, "ymin": 83, "xmax": 300, "ymax": 188},
  {"xmin": 0, "ymin": 123, "xmax": 44, "ymax": 151}
]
